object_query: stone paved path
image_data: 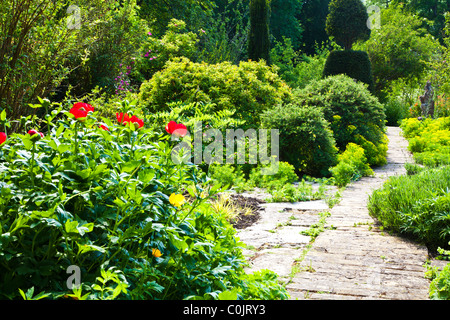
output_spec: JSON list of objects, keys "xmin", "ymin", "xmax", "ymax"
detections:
[{"xmin": 237, "ymin": 126, "xmax": 446, "ymax": 300}]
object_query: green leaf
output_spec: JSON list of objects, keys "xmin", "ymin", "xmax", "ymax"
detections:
[
  {"xmin": 218, "ymin": 290, "xmax": 238, "ymax": 300},
  {"xmin": 0, "ymin": 109, "xmax": 6, "ymax": 121}
]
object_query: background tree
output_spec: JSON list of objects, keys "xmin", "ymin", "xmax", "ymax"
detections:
[
  {"xmin": 270, "ymin": 0, "xmax": 303, "ymax": 51},
  {"xmin": 325, "ymin": 0, "xmax": 370, "ymax": 50},
  {"xmin": 299, "ymin": 0, "xmax": 331, "ymax": 55},
  {"xmin": 355, "ymin": 5, "xmax": 441, "ymax": 99},
  {"xmin": 248, "ymin": 0, "xmax": 271, "ymax": 63}
]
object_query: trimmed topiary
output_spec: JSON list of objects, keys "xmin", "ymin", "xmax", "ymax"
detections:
[{"xmin": 322, "ymin": 50, "xmax": 374, "ymax": 92}]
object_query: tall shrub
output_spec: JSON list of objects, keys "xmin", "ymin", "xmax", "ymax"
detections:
[{"xmin": 248, "ymin": 0, "xmax": 271, "ymax": 63}]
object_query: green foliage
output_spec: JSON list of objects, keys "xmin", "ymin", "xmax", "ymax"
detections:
[
  {"xmin": 248, "ymin": 161, "xmax": 298, "ymax": 189},
  {"xmin": 267, "ymin": 180, "xmax": 329, "ymax": 203},
  {"xmin": 431, "ymin": 14, "xmax": 450, "ymax": 101},
  {"xmin": 325, "ymin": 0, "xmax": 370, "ymax": 50},
  {"xmin": 261, "ymin": 103, "xmax": 338, "ymax": 177},
  {"xmin": 0, "ymin": 101, "xmax": 286, "ymax": 300},
  {"xmin": 138, "ymin": 0, "xmax": 216, "ymax": 37},
  {"xmin": 270, "ymin": 0, "xmax": 303, "ymax": 51},
  {"xmin": 138, "ymin": 57, "xmax": 292, "ymax": 129},
  {"xmin": 134, "ymin": 19, "xmax": 199, "ymax": 83},
  {"xmin": 355, "ymin": 5, "xmax": 441, "ymax": 99},
  {"xmin": 401, "ymin": 117, "xmax": 450, "ymax": 167},
  {"xmin": 293, "ymin": 51, "xmax": 329, "ymax": 89},
  {"xmin": 330, "ymin": 143, "xmax": 374, "ymax": 187},
  {"xmin": 368, "ymin": 166, "xmax": 450, "ymax": 251},
  {"xmin": 238, "ymin": 269, "xmax": 289, "ymax": 300},
  {"xmin": 299, "ymin": 0, "xmax": 331, "ymax": 55},
  {"xmin": 322, "ymin": 50, "xmax": 374, "ymax": 92},
  {"xmin": 209, "ymin": 164, "xmax": 247, "ymax": 192},
  {"xmin": 293, "ymin": 74, "xmax": 387, "ymax": 166},
  {"xmin": 248, "ymin": 0, "xmax": 271, "ymax": 63},
  {"xmin": 72, "ymin": 0, "xmax": 151, "ymax": 96},
  {"xmin": 0, "ymin": 0, "xmax": 90, "ymax": 119},
  {"xmin": 430, "ymin": 262, "xmax": 450, "ymax": 300},
  {"xmin": 270, "ymin": 39, "xmax": 330, "ymax": 89},
  {"xmin": 404, "ymin": 163, "xmax": 425, "ymax": 176}
]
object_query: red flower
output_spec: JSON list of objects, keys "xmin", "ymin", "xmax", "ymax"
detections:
[
  {"xmin": 165, "ymin": 121, "xmax": 187, "ymax": 137},
  {"xmin": 99, "ymin": 124, "xmax": 110, "ymax": 131},
  {"xmin": 27, "ymin": 129, "xmax": 44, "ymax": 141},
  {"xmin": 116, "ymin": 113, "xmax": 144, "ymax": 129},
  {"xmin": 70, "ymin": 102, "xmax": 94, "ymax": 121},
  {"xmin": 0, "ymin": 132, "xmax": 6, "ymax": 145}
]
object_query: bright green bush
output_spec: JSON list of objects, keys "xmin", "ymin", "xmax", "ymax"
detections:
[
  {"xmin": 330, "ymin": 143, "xmax": 373, "ymax": 187},
  {"xmin": 261, "ymin": 103, "xmax": 338, "ymax": 177},
  {"xmin": 368, "ymin": 166, "xmax": 450, "ymax": 251},
  {"xmin": 208, "ymin": 164, "xmax": 247, "ymax": 191},
  {"xmin": 0, "ymin": 101, "xmax": 288, "ymax": 300},
  {"xmin": 267, "ymin": 180, "xmax": 328, "ymax": 203},
  {"xmin": 430, "ymin": 263, "xmax": 450, "ymax": 300},
  {"xmin": 293, "ymin": 74, "xmax": 387, "ymax": 166},
  {"xmin": 248, "ymin": 161, "xmax": 298, "ymax": 189},
  {"xmin": 401, "ymin": 117, "xmax": 450, "ymax": 167},
  {"xmin": 138, "ymin": 57, "xmax": 292, "ymax": 128}
]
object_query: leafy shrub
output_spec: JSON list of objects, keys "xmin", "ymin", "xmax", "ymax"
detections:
[
  {"xmin": 330, "ymin": 143, "xmax": 374, "ymax": 187},
  {"xmin": 401, "ymin": 117, "xmax": 450, "ymax": 167},
  {"xmin": 0, "ymin": 101, "xmax": 288, "ymax": 300},
  {"xmin": 368, "ymin": 166, "xmax": 450, "ymax": 251},
  {"xmin": 248, "ymin": 161, "xmax": 298, "ymax": 189},
  {"xmin": 138, "ymin": 57, "xmax": 292, "ymax": 128},
  {"xmin": 261, "ymin": 103, "xmax": 337, "ymax": 177},
  {"xmin": 404, "ymin": 163, "xmax": 425, "ymax": 175},
  {"xmin": 430, "ymin": 263, "xmax": 450, "ymax": 300},
  {"xmin": 267, "ymin": 180, "xmax": 328, "ymax": 203},
  {"xmin": 322, "ymin": 50, "xmax": 374, "ymax": 92},
  {"xmin": 134, "ymin": 19, "xmax": 199, "ymax": 83},
  {"xmin": 293, "ymin": 74, "xmax": 387, "ymax": 166},
  {"xmin": 208, "ymin": 164, "xmax": 247, "ymax": 192}
]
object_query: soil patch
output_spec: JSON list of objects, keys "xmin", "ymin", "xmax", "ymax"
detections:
[{"xmin": 230, "ymin": 194, "xmax": 264, "ymax": 230}]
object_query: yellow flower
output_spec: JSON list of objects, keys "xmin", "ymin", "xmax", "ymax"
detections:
[
  {"xmin": 169, "ymin": 193, "xmax": 186, "ymax": 208},
  {"xmin": 152, "ymin": 248, "xmax": 162, "ymax": 258}
]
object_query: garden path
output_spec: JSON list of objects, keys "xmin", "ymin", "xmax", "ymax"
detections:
[{"xmin": 237, "ymin": 126, "xmax": 447, "ymax": 300}]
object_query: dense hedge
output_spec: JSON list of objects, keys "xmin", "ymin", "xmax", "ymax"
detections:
[
  {"xmin": 138, "ymin": 57, "xmax": 292, "ymax": 129},
  {"xmin": 322, "ymin": 50, "xmax": 374, "ymax": 92}
]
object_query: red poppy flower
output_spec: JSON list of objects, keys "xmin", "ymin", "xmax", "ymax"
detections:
[
  {"xmin": 27, "ymin": 129, "xmax": 44, "ymax": 142},
  {"xmin": 70, "ymin": 102, "xmax": 94, "ymax": 121},
  {"xmin": 99, "ymin": 124, "xmax": 110, "ymax": 131},
  {"xmin": 165, "ymin": 121, "xmax": 187, "ymax": 137},
  {"xmin": 116, "ymin": 113, "xmax": 144, "ymax": 129},
  {"xmin": 0, "ymin": 132, "xmax": 6, "ymax": 145}
]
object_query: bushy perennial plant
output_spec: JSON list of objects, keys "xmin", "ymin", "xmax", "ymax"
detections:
[{"xmin": 0, "ymin": 101, "xmax": 288, "ymax": 300}]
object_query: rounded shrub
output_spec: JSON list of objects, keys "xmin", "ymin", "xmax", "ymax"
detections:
[
  {"xmin": 137, "ymin": 57, "xmax": 292, "ymax": 129},
  {"xmin": 261, "ymin": 103, "xmax": 338, "ymax": 177},
  {"xmin": 322, "ymin": 50, "xmax": 374, "ymax": 92},
  {"xmin": 293, "ymin": 74, "xmax": 387, "ymax": 166}
]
